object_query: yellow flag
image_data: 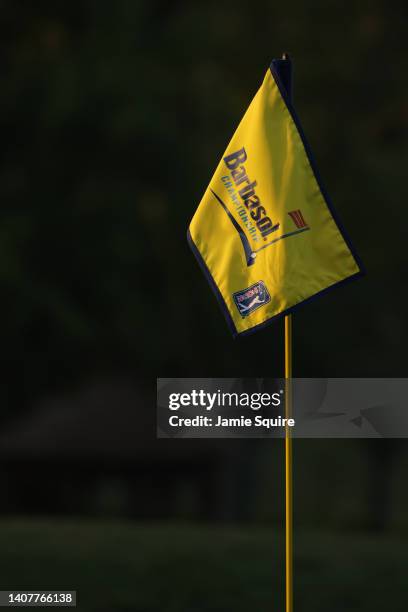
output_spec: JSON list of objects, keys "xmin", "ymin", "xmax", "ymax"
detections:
[{"xmin": 188, "ymin": 59, "xmax": 363, "ymax": 337}]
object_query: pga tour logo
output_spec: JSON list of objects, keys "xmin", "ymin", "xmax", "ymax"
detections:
[{"xmin": 233, "ymin": 281, "xmax": 271, "ymax": 317}]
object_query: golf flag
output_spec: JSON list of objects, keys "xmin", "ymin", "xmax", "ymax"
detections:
[{"xmin": 188, "ymin": 59, "xmax": 363, "ymax": 337}]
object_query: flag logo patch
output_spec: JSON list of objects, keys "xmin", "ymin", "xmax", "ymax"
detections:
[
  {"xmin": 288, "ymin": 209, "xmax": 308, "ymax": 229},
  {"xmin": 233, "ymin": 281, "xmax": 271, "ymax": 317}
]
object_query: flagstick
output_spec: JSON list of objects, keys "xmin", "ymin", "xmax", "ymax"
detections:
[
  {"xmin": 284, "ymin": 313, "xmax": 293, "ymax": 612},
  {"xmin": 278, "ymin": 50, "xmax": 294, "ymax": 612}
]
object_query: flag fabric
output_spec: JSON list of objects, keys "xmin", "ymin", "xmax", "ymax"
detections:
[{"xmin": 188, "ymin": 59, "xmax": 363, "ymax": 337}]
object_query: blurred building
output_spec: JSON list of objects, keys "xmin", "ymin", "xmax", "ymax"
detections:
[{"xmin": 0, "ymin": 379, "xmax": 262, "ymax": 521}]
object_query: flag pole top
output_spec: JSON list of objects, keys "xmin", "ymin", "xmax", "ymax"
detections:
[{"xmin": 274, "ymin": 53, "xmax": 293, "ymax": 100}]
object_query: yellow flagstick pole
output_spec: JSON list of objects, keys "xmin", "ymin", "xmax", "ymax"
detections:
[
  {"xmin": 278, "ymin": 51, "xmax": 294, "ymax": 612},
  {"xmin": 284, "ymin": 313, "xmax": 293, "ymax": 612}
]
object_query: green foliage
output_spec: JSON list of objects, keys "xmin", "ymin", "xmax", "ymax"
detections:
[{"xmin": 1, "ymin": 1, "xmax": 407, "ymax": 409}]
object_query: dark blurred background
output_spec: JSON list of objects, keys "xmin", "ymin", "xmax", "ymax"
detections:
[{"xmin": 0, "ymin": 1, "xmax": 407, "ymax": 610}]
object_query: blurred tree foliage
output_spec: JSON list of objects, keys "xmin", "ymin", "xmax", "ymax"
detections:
[{"xmin": 1, "ymin": 0, "xmax": 407, "ymax": 413}]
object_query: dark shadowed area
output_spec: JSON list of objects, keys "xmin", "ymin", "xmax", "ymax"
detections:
[{"xmin": 0, "ymin": 1, "xmax": 407, "ymax": 610}]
